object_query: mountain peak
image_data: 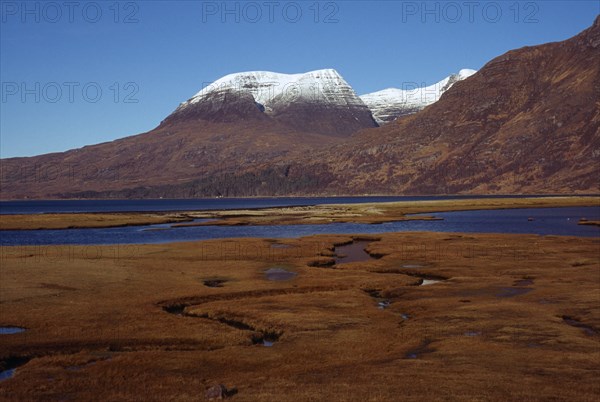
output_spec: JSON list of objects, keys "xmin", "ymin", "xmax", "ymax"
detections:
[
  {"xmin": 162, "ymin": 68, "xmax": 377, "ymax": 136},
  {"xmin": 180, "ymin": 68, "xmax": 350, "ymax": 111},
  {"xmin": 360, "ymin": 69, "xmax": 476, "ymax": 125}
]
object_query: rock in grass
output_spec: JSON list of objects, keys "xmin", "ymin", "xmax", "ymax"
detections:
[{"xmin": 205, "ymin": 384, "xmax": 227, "ymax": 400}]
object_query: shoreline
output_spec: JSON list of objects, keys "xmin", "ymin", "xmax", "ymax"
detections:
[
  {"xmin": 2, "ymin": 193, "xmax": 599, "ymax": 202},
  {"xmin": 1, "ymin": 196, "xmax": 598, "ymax": 231}
]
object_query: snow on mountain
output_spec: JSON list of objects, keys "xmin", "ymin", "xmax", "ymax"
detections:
[
  {"xmin": 166, "ymin": 68, "xmax": 378, "ymax": 136},
  {"xmin": 177, "ymin": 69, "xmax": 368, "ymax": 114},
  {"xmin": 361, "ymin": 69, "xmax": 477, "ymax": 125},
  {"xmin": 169, "ymin": 68, "xmax": 476, "ymax": 131}
]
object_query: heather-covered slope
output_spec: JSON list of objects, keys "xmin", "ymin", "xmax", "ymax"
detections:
[{"xmin": 300, "ymin": 15, "xmax": 600, "ymax": 195}]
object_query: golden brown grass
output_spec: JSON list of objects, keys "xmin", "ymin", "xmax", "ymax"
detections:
[
  {"xmin": 0, "ymin": 213, "xmax": 191, "ymax": 230},
  {"xmin": 579, "ymin": 220, "xmax": 600, "ymax": 226},
  {"xmin": 0, "ymin": 231, "xmax": 598, "ymax": 401}
]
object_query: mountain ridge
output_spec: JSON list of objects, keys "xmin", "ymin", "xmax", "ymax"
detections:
[{"xmin": 1, "ymin": 17, "xmax": 598, "ymax": 199}]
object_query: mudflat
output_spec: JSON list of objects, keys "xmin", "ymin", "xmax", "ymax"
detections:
[
  {"xmin": 1, "ymin": 232, "xmax": 598, "ymax": 401},
  {"xmin": 2, "ymin": 196, "xmax": 598, "ymax": 230}
]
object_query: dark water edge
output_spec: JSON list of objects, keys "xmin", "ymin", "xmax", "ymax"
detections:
[
  {"xmin": 1, "ymin": 207, "xmax": 598, "ymax": 246},
  {"xmin": 1, "ymin": 195, "xmax": 597, "ymax": 215}
]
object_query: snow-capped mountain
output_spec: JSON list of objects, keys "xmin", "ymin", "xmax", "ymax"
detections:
[
  {"xmin": 361, "ymin": 69, "xmax": 477, "ymax": 125},
  {"xmin": 181, "ymin": 69, "xmax": 368, "ymax": 111},
  {"xmin": 164, "ymin": 68, "xmax": 477, "ymax": 132},
  {"xmin": 3, "ymin": 16, "xmax": 599, "ymax": 200},
  {"xmin": 165, "ymin": 69, "xmax": 378, "ymax": 136}
]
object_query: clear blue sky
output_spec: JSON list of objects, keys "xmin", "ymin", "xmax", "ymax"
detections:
[{"xmin": 1, "ymin": 0, "xmax": 598, "ymax": 157}]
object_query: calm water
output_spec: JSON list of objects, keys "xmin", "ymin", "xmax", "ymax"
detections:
[
  {"xmin": 0, "ymin": 195, "xmax": 586, "ymax": 215},
  {"xmin": 0, "ymin": 327, "xmax": 26, "ymax": 335},
  {"xmin": 1, "ymin": 207, "xmax": 598, "ymax": 246}
]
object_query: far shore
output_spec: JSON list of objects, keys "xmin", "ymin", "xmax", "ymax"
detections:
[{"xmin": 1, "ymin": 196, "xmax": 598, "ymax": 231}]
